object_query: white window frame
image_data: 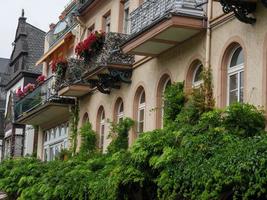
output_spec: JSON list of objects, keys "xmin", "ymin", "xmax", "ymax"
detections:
[
  {"xmin": 43, "ymin": 122, "xmax": 69, "ymax": 161},
  {"xmin": 192, "ymin": 64, "xmax": 204, "ymax": 88},
  {"xmin": 161, "ymin": 78, "xmax": 171, "ymax": 128},
  {"xmin": 104, "ymin": 14, "xmax": 111, "ymax": 33},
  {"xmin": 123, "ymin": 0, "xmax": 130, "ymax": 34},
  {"xmin": 117, "ymin": 101, "xmax": 124, "ymax": 123},
  {"xmin": 99, "ymin": 110, "xmax": 105, "ymax": 151},
  {"xmin": 227, "ymin": 47, "xmax": 244, "ymax": 105},
  {"xmin": 137, "ymin": 90, "xmax": 145, "ymax": 134}
]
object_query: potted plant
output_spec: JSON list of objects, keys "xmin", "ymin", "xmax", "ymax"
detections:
[
  {"xmin": 16, "ymin": 88, "xmax": 25, "ymax": 99},
  {"xmin": 23, "ymin": 83, "xmax": 35, "ymax": 94},
  {"xmin": 36, "ymin": 75, "xmax": 46, "ymax": 85},
  {"xmin": 75, "ymin": 31, "xmax": 105, "ymax": 63},
  {"xmin": 51, "ymin": 58, "xmax": 68, "ymax": 79}
]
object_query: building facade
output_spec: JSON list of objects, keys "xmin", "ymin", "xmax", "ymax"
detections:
[
  {"xmin": 12, "ymin": 0, "xmax": 267, "ymax": 160},
  {"xmin": 3, "ymin": 11, "xmax": 45, "ymax": 158},
  {"xmin": 0, "ymin": 58, "xmax": 10, "ymax": 160}
]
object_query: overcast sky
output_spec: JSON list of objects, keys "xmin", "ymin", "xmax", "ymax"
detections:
[{"xmin": 0, "ymin": 0, "xmax": 69, "ymax": 59}]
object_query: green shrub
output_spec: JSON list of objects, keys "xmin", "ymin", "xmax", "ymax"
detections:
[
  {"xmin": 223, "ymin": 103, "xmax": 265, "ymax": 137},
  {"xmin": 79, "ymin": 122, "xmax": 97, "ymax": 157},
  {"xmin": 2, "ymin": 79, "xmax": 267, "ymax": 200},
  {"xmin": 107, "ymin": 118, "xmax": 134, "ymax": 154}
]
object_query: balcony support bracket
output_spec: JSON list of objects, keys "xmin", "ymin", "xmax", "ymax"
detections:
[
  {"xmin": 88, "ymin": 69, "xmax": 132, "ymax": 94},
  {"xmin": 219, "ymin": 0, "xmax": 256, "ymax": 24}
]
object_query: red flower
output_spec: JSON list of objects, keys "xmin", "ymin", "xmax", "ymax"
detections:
[
  {"xmin": 16, "ymin": 88, "xmax": 25, "ymax": 98},
  {"xmin": 75, "ymin": 31, "xmax": 105, "ymax": 60},
  {"xmin": 24, "ymin": 83, "xmax": 35, "ymax": 93},
  {"xmin": 36, "ymin": 75, "xmax": 46, "ymax": 84},
  {"xmin": 51, "ymin": 58, "xmax": 68, "ymax": 73}
]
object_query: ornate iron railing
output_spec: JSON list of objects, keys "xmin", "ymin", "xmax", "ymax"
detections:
[
  {"xmin": 14, "ymin": 76, "xmax": 57, "ymax": 119},
  {"xmin": 56, "ymin": 32, "xmax": 134, "ymax": 91},
  {"xmin": 130, "ymin": 0, "xmax": 205, "ymax": 34},
  {"xmin": 46, "ymin": 3, "xmax": 77, "ymax": 48}
]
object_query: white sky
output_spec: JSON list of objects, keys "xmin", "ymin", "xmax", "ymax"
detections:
[{"xmin": 0, "ymin": 0, "xmax": 70, "ymax": 59}]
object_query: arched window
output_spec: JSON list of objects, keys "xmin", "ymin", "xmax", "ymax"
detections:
[
  {"xmin": 156, "ymin": 74, "xmax": 172, "ymax": 129},
  {"xmin": 186, "ymin": 60, "xmax": 204, "ymax": 90},
  {"xmin": 100, "ymin": 109, "xmax": 105, "ymax": 151},
  {"xmin": 192, "ymin": 64, "xmax": 203, "ymax": 87},
  {"xmin": 228, "ymin": 47, "xmax": 244, "ymax": 104},
  {"xmin": 97, "ymin": 106, "xmax": 105, "ymax": 152},
  {"xmin": 137, "ymin": 90, "xmax": 146, "ymax": 134},
  {"xmin": 82, "ymin": 112, "xmax": 89, "ymax": 124},
  {"xmin": 114, "ymin": 98, "xmax": 124, "ymax": 123}
]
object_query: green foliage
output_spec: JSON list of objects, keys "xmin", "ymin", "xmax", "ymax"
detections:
[
  {"xmin": 70, "ymin": 103, "xmax": 79, "ymax": 155},
  {"xmin": 107, "ymin": 118, "xmax": 134, "ymax": 154},
  {"xmin": 223, "ymin": 103, "xmax": 265, "ymax": 137},
  {"xmin": 163, "ymin": 82, "xmax": 185, "ymax": 126},
  {"xmin": 79, "ymin": 122, "xmax": 97, "ymax": 156},
  {"xmin": 2, "ymin": 77, "xmax": 267, "ymax": 200}
]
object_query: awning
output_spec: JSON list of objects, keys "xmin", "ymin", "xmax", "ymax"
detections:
[{"xmin": 35, "ymin": 33, "xmax": 73, "ymax": 66}]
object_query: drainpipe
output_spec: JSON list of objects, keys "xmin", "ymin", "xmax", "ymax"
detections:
[{"xmin": 205, "ymin": 0, "xmax": 212, "ymax": 69}]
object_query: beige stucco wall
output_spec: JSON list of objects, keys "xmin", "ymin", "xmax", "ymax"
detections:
[
  {"xmin": 36, "ymin": 0, "xmax": 267, "ymax": 158},
  {"xmin": 77, "ymin": 33, "xmax": 206, "ymax": 151},
  {"xmin": 211, "ymin": 4, "xmax": 267, "ymax": 108}
]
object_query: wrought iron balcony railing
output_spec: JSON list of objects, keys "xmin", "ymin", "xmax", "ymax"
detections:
[
  {"xmin": 130, "ymin": 0, "xmax": 205, "ymax": 35},
  {"xmin": 56, "ymin": 32, "xmax": 134, "ymax": 92},
  {"xmin": 14, "ymin": 76, "xmax": 57, "ymax": 120},
  {"xmin": 46, "ymin": 2, "xmax": 78, "ymax": 48}
]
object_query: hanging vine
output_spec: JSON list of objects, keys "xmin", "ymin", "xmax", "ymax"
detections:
[{"xmin": 70, "ymin": 101, "xmax": 79, "ymax": 155}]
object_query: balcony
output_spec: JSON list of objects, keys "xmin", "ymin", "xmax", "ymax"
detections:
[
  {"xmin": 122, "ymin": 0, "xmax": 206, "ymax": 56},
  {"xmin": 57, "ymin": 32, "xmax": 134, "ymax": 95},
  {"xmin": 36, "ymin": 2, "xmax": 78, "ymax": 66},
  {"xmin": 57, "ymin": 59, "xmax": 93, "ymax": 97},
  {"xmin": 15, "ymin": 76, "xmax": 75, "ymax": 127},
  {"xmin": 46, "ymin": 2, "xmax": 77, "ymax": 49}
]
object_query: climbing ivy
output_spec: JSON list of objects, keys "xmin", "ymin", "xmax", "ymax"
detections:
[
  {"xmin": 1, "ymin": 68, "xmax": 267, "ymax": 200},
  {"xmin": 70, "ymin": 102, "xmax": 79, "ymax": 155}
]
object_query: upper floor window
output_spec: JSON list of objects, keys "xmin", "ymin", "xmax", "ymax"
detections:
[
  {"xmin": 99, "ymin": 109, "xmax": 105, "ymax": 151},
  {"xmin": 123, "ymin": 0, "xmax": 130, "ymax": 34},
  {"xmin": 87, "ymin": 24, "xmax": 95, "ymax": 36},
  {"xmin": 138, "ymin": 90, "xmax": 145, "ymax": 134},
  {"xmin": 192, "ymin": 64, "xmax": 204, "ymax": 88},
  {"xmin": 228, "ymin": 47, "xmax": 244, "ymax": 104},
  {"xmin": 103, "ymin": 12, "xmax": 111, "ymax": 33},
  {"xmin": 115, "ymin": 98, "xmax": 124, "ymax": 123},
  {"xmin": 82, "ymin": 112, "xmax": 89, "ymax": 124}
]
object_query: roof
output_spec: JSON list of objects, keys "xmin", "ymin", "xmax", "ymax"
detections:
[
  {"xmin": 0, "ymin": 58, "xmax": 10, "ymax": 86},
  {"xmin": 8, "ymin": 14, "xmax": 45, "ymax": 82},
  {"xmin": 0, "ymin": 58, "xmax": 10, "ymax": 73}
]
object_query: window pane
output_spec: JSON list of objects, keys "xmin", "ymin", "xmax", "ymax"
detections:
[
  {"xmin": 193, "ymin": 65, "xmax": 203, "ymax": 83},
  {"xmin": 229, "ymin": 90, "xmax": 238, "ymax": 104},
  {"xmin": 229, "ymin": 74, "xmax": 238, "ymax": 90},
  {"xmin": 240, "ymin": 71, "xmax": 244, "ymax": 87},
  {"xmin": 139, "ymin": 109, "xmax": 144, "ymax": 121},
  {"xmin": 119, "ymin": 102, "xmax": 124, "ymax": 113},
  {"xmin": 230, "ymin": 47, "xmax": 244, "ymax": 67},
  {"xmin": 140, "ymin": 91, "xmax": 145, "ymax": 104},
  {"xmin": 138, "ymin": 122, "xmax": 144, "ymax": 133}
]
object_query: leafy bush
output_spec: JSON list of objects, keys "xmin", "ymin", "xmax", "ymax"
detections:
[
  {"xmin": 79, "ymin": 122, "xmax": 97, "ymax": 156},
  {"xmin": 107, "ymin": 118, "xmax": 134, "ymax": 154},
  {"xmin": 223, "ymin": 103, "xmax": 265, "ymax": 137},
  {"xmin": 1, "ymin": 79, "xmax": 267, "ymax": 200}
]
